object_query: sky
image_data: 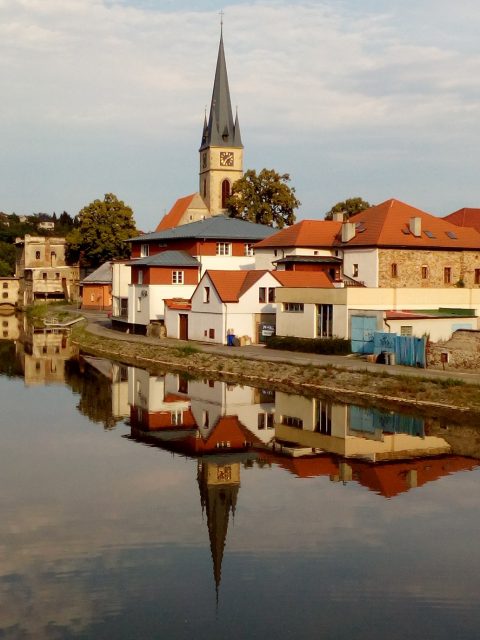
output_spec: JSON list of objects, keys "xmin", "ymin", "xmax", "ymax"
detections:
[{"xmin": 1, "ymin": 0, "xmax": 479, "ymax": 231}]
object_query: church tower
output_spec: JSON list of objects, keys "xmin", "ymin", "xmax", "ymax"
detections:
[{"xmin": 199, "ymin": 29, "xmax": 244, "ymax": 216}]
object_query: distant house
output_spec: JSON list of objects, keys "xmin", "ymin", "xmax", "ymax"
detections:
[
  {"xmin": 15, "ymin": 235, "xmax": 79, "ymax": 307},
  {"xmin": 80, "ymin": 262, "xmax": 113, "ymax": 310},
  {"xmin": 37, "ymin": 221, "xmax": 55, "ymax": 231}
]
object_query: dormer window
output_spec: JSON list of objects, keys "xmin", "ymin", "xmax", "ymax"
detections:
[{"xmin": 140, "ymin": 244, "xmax": 149, "ymax": 257}]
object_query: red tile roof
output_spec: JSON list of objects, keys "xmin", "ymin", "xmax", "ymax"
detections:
[
  {"xmin": 340, "ymin": 198, "xmax": 480, "ymax": 248},
  {"xmin": 206, "ymin": 270, "xmax": 268, "ymax": 302},
  {"xmin": 272, "ymin": 271, "xmax": 334, "ymax": 288},
  {"xmin": 164, "ymin": 298, "xmax": 192, "ymax": 310},
  {"xmin": 156, "ymin": 194, "xmax": 197, "ymax": 231},
  {"xmin": 254, "ymin": 220, "xmax": 342, "ymax": 248},
  {"xmin": 443, "ymin": 208, "xmax": 480, "ymax": 233}
]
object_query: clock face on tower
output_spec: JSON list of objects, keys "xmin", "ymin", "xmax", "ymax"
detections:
[{"xmin": 220, "ymin": 151, "xmax": 234, "ymax": 167}]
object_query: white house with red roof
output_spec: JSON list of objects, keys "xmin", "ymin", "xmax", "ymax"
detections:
[{"xmin": 165, "ymin": 269, "xmax": 336, "ymax": 345}]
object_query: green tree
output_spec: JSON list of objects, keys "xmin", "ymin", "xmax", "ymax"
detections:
[
  {"xmin": 325, "ymin": 197, "xmax": 371, "ymax": 220},
  {"xmin": 0, "ymin": 242, "xmax": 16, "ymax": 276},
  {"xmin": 227, "ymin": 169, "xmax": 300, "ymax": 228},
  {"xmin": 66, "ymin": 193, "xmax": 137, "ymax": 267}
]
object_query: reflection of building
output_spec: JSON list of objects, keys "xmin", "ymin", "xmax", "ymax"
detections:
[
  {"xmin": 17, "ymin": 318, "xmax": 77, "ymax": 385},
  {"xmin": 0, "ymin": 278, "xmax": 19, "ymax": 309},
  {"xmin": 274, "ymin": 392, "xmax": 451, "ymax": 462},
  {"xmin": 128, "ymin": 369, "xmax": 275, "ymax": 451},
  {"xmin": 0, "ymin": 311, "xmax": 20, "ymax": 340},
  {"xmin": 15, "ymin": 235, "xmax": 79, "ymax": 307},
  {"xmin": 197, "ymin": 459, "xmax": 240, "ymax": 597}
]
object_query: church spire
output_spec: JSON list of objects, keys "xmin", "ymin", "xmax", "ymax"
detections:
[{"xmin": 200, "ymin": 30, "xmax": 243, "ymax": 150}]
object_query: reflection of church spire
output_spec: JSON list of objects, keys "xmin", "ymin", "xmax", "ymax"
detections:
[{"xmin": 197, "ymin": 460, "xmax": 240, "ymax": 602}]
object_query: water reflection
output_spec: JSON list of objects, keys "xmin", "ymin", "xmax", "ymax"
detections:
[{"xmin": 1, "ymin": 315, "xmax": 480, "ymax": 638}]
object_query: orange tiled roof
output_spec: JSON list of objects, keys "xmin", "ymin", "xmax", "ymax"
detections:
[
  {"xmin": 443, "ymin": 208, "xmax": 480, "ymax": 233},
  {"xmin": 206, "ymin": 270, "xmax": 268, "ymax": 302},
  {"xmin": 254, "ymin": 220, "xmax": 342, "ymax": 248},
  {"xmin": 272, "ymin": 271, "xmax": 334, "ymax": 288},
  {"xmin": 164, "ymin": 298, "xmax": 192, "ymax": 310},
  {"xmin": 338, "ymin": 198, "xmax": 480, "ymax": 248},
  {"xmin": 156, "ymin": 194, "xmax": 197, "ymax": 231}
]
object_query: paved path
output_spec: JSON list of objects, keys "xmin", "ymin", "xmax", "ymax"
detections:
[{"xmin": 78, "ymin": 309, "xmax": 480, "ymax": 385}]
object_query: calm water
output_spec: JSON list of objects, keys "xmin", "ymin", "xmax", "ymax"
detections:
[{"xmin": 0, "ymin": 318, "xmax": 479, "ymax": 639}]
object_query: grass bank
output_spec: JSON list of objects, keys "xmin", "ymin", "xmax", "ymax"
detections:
[{"xmin": 70, "ymin": 322, "xmax": 480, "ymax": 421}]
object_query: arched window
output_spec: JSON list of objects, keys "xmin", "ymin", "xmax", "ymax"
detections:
[{"xmin": 221, "ymin": 179, "xmax": 231, "ymax": 209}]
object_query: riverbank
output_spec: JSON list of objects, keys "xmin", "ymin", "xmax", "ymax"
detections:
[{"xmin": 69, "ymin": 315, "xmax": 480, "ymax": 420}]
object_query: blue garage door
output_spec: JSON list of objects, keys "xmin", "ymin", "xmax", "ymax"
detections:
[{"xmin": 351, "ymin": 315, "xmax": 377, "ymax": 354}]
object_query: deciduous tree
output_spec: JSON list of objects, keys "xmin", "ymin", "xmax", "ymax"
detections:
[
  {"xmin": 227, "ymin": 169, "xmax": 300, "ymax": 228},
  {"xmin": 325, "ymin": 197, "xmax": 371, "ymax": 220},
  {"xmin": 66, "ymin": 194, "xmax": 137, "ymax": 267}
]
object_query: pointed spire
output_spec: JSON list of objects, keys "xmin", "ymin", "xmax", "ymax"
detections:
[{"xmin": 200, "ymin": 29, "xmax": 243, "ymax": 150}]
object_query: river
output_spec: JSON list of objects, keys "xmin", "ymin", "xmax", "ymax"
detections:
[{"xmin": 0, "ymin": 315, "xmax": 479, "ymax": 639}]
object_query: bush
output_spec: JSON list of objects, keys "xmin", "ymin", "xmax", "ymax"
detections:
[{"xmin": 265, "ymin": 335, "xmax": 351, "ymax": 355}]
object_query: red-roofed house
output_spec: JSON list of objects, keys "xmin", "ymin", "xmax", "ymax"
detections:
[{"xmin": 164, "ymin": 269, "xmax": 336, "ymax": 344}]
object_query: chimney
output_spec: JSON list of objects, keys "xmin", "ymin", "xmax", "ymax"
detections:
[
  {"xmin": 409, "ymin": 217, "xmax": 421, "ymax": 237},
  {"xmin": 332, "ymin": 211, "xmax": 344, "ymax": 222},
  {"xmin": 341, "ymin": 222, "xmax": 356, "ymax": 243}
]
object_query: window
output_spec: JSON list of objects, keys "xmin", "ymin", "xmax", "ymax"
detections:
[
  {"xmin": 391, "ymin": 263, "xmax": 398, "ymax": 278},
  {"xmin": 400, "ymin": 325, "xmax": 413, "ymax": 336},
  {"xmin": 172, "ymin": 270, "xmax": 184, "ymax": 284},
  {"xmin": 55, "ymin": 272, "xmax": 60, "ymax": 279},
  {"xmin": 2, "ymin": 292, "xmax": 7, "ymax": 299},
  {"xmin": 475, "ymin": 269, "xmax": 480, "ymax": 285},
  {"xmin": 2, "ymin": 321, "xmax": 7, "ymax": 327},
  {"xmin": 317, "ymin": 304, "xmax": 333, "ymax": 338},
  {"xmin": 244, "ymin": 243, "xmax": 254, "ymax": 256},
  {"xmin": 284, "ymin": 302, "xmax": 304, "ymax": 312},
  {"xmin": 421, "ymin": 265, "xmax": 429, "ymax": 280},
  {"xmin": 209, "ymin": 328, "xmax": 215, "ymax": 339},
  {"xmin": 2, "ymin": 282, "xmax": 7, "ymax": 289},
  {"xmin": 216, "ymin": 242, "xmax": 231, "ymax": 256},
  {"xmin": 353, "ymin": 264, "xmax": 359, "ymax": 277},
  {"xmin": 444, "ymin": 267, "xmax": 452, "ymax": 284},
  {"xmin": 90, "ymin": 293, "xmax": 95, "ymax": 302},
  {"xmin": 203, "ymin": 179, "xmax": 207, "ymax": 198},
  {"xmin": 138, "ymin": 270, "xmax": 143, "ymax": 285},
  {"xmin": 204, "ymin": 286, "xmax": 210, "ymax": 303},
  {"xmin": 315, "ymin": 399, "xmax": 332, "ymax": 435},
  {"xmin": 282, "ymin": 416, "xmax": 303, "ymax": 429},
  {"xmin": 140, "ymin": 244, "xmax": 149, "ymax": 257},
  {"xmin": 35, "ymin": 251, "xmax": 41, "ymax": 260},
  {"xmin": 137, "ymin": 296, "xmax": 141, "ymax": 312},
  {"xmin": 259, "ymin": 287, "xmax": 266, "ymax": 303},
  {"xmin": 221, "ymin": 179, "xmax": 231, "ymax": 208},
  {"xmin": 268, "ymin": 288, "xmax": 275, "ymax": 303},
  {"xmin": 171, "ymin": 410, "xmax": 182, "ymax": 425},
  {"xmin": 42, "ymin": 272, "xmax": 47, "ymax": 280}
]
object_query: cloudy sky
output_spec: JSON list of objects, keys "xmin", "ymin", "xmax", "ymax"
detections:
[{"xmin": 1, "ymin": 0, "xmax": 479, "ymax": 230}]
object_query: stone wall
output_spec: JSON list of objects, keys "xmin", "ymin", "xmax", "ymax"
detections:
[
  {"xmin": 378, "ymin": 249, "xmax": 480, "ymax": 288},
  {"xmin": 428, "ymin": 329, "xmax": 480, "ymax": 370}
]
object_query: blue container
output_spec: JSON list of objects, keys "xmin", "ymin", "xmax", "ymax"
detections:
[{"xmin": 227, "ymin": 334, "xmax": 235, "ymax": 346}]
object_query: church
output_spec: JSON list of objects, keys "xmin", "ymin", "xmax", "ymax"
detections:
[{"xmin": 156, "ymin": 29, "xmax": 244, "ymax": 231}]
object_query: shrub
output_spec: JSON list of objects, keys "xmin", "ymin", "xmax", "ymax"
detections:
[{"xmin": 265, "ymin": 335, "xmax": 351, "ymax": 355}]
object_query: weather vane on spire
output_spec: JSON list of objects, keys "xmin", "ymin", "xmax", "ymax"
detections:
[{"xmin": 219, "ymin": 9, "xmax": 224, "ymax": 34}]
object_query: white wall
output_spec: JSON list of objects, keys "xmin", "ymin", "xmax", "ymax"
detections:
[
  {"xmin": 386, "ymin": 317, "xmax": 478, "ymax": 341},
  {"xmin": 342, "ymin": 248, "xmax": 378, "ymax": 286},
  {"xmin": 197, "ymin": 255, "xmax": 255, "ymax": 273}
]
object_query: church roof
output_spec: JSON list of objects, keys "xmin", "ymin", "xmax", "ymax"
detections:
[
  {"xmin": 156, "ymin": 194, "xmax": 198, "ymax": 232},
  {"xmin": 200, "ymin": 32, "xmax": 242, "ymax": 150},
  {"xmin": 129, "ymin": 215, "xmax": 274, "ymax": 243}
]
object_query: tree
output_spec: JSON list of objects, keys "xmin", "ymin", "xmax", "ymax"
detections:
[
  {"xmin": 66, "ymin": 193, "xmax": 137, "ymax": 267},
  {"xmin": 227, "ymin": 169, "xmax": 300, "ymax": 228},
  {"xmin": 0, "ymin": 242, "xmax": 16, "ymax": 276},
  {"xmin": 325, "ymin": 197, "xmax": 371, "ymax": 220}
]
